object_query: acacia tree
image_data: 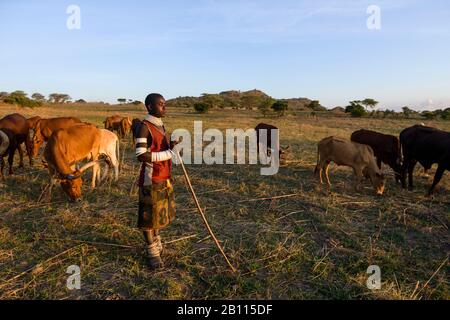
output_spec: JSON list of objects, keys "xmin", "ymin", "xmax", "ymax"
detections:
[
  {"xmin": 361, "ymin": 98, "xmax": 379, "ymax": 111},
  {"xmin": 11, "ymin": 90, "xmax": 27, "ymax": 98},
  {"xmin": 0, "ymin": 92, "xmax": 9, "ymax": 101},
  {"xmin": 117, "ymin": 98, "xmax": 127, "ymax": 104},
  {"xmin": 422, "ymin": 111, "xmax": 436, "ymax": 120},
  {"xmin": 194, "ymin": 102, "xmax": 211, "ymax": 114},
  {"xmin": 200, "ymin": 94, "xmax": 223, "ymax": 109},
  {"xmin": 442, "ymin": 108, "xmax": 450, "ymax": 120},
  {"xmin": 258, "ymin": 97, "xmax": 276, "ymax": 117},
  {"xmin": 32, "ymin": 93, "xmax": 46, "ymax": 102},
  {"xmin": 402, "ymin": 106, "xmax": 413, "ymax": 118},
  {"xmin": 307, "ymin": 100, "xmax": 324, "ymax": 111},
  {"xmin": 345, "ymin": 101, "xmax": 367, "ymax": 117},
  {"xmin": 3, "ymin": 90, "xmax": 41, "ymax": 108},
  {"xmin": 49, "ymin": 93, "xmax": 71, "ymax": 104},
  {"xmin": 61, "ymin": 94, "xmax": 71, "ymax": 103},
  {"xmin": 271, "ymin": 100, "xmax": 288, "ymax": 117}
]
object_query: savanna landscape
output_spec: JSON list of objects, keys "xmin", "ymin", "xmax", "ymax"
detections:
[{"xmin": 0, "ymin": 101, "xmax": 448, "ymax": 300}]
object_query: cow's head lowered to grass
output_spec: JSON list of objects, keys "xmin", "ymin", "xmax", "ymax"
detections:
[
  {"xmin": 29, "ymin": 127, "xmax": 45, "ymax": 158},
  {"xmin": 363, "ymin": 167, "xmax": 386, "ymax": 195},
  {"xmin": 371, "ymin": 172, "xmax": 386, "ymax": 196},
  {"xmin": 59, "ymin": 161, "xmax": 98, "ymax": 201}
]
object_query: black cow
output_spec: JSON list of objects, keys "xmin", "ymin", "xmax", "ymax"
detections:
[
  {"xmin": 351, "ymin": 129, "xmax": 402, "ymax": 182},
  {"xmin": 255, "ymin": 123, "xmax": 290, "ymax": 158},
  {"xmin": 400, "ymin": 125, "xmax": 450, "ymax": 195}
]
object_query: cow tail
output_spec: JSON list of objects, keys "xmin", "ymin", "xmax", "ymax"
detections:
[
  {"xmin": 314, "ymin": 146, "xmax": 320, "ymax": 175},
  {"xmin": 116, "ymin": 137, "xmax": 121, "ymax": 174}
]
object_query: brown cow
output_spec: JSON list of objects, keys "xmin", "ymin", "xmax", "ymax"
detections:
[
  {"xmin": 120, "ymin": 117, "xmax": 132, "ymax": 138},
  {"xmin": 0, "ymin": 113, "xmax": 32, "ymax": 174},
  {"xmin": 104, "ymin": 115, "xmax": 124, "ymax": 137},
  {"xmin": 43, "ymin": 124, "xmax": 104, "ymax": 201},
  {"xmin": 315, "ymin": 136, "xmax": 386, "ymax": 195},
  {"xmin": 351, "ymin": 129, "xmax": 402, "ymax": 182},
  {"xmin": 27, "ymin": 116, "xmax": 42, "ymax": 130},
  {"xmin": 29, "ymin": 117, "xmax": 82, "ymax": 157}
]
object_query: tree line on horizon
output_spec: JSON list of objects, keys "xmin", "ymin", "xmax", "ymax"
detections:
[
  {"xmin": 0, "ymin": 91, "xmax": 144, "ymax": 108},
  {"xmin": 1, "ymin": 89, "xmax": 449, "ymax": 120},
  {"xmin": 344, "ymin": 99, "xmax": 450, "ymax": 120}
]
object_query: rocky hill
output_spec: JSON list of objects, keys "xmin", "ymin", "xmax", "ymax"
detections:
[{"xmin": 167, "ymin": 89, "xmax": 325, "ymax": 111}]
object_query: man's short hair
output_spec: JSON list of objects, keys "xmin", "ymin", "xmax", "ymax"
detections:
[{"xmin": 145, "ymin": 93, "xmax": 164, "ymax": 113}]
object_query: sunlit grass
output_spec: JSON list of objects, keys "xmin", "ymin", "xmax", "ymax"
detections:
[{"xmin": 0, "ymin": 103, "xmax": 448, "ymax": 299}]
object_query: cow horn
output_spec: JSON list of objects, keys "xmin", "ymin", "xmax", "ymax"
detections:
[
  {"xmin": 0, "ymin": 130, "xmax": 10, "ymax": 155},
  {"xmin": 65, "ymin": 161, "xmax": 100, "ymax": 180},
  {"xmin": 79, "ymin": 161, "xmax": 100, "ymax": 173}
]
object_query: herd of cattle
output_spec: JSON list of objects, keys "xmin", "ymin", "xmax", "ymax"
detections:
[
  {"xmin": 0, "ymin": 113, "xmax": 449, "ymax": 202},
  {"xmin": 315, "ymin": 126, "xmax": 449, "ymax": 196},
  {"xmin": 0, "ymin": 113, "xmax": 137, "ymax": 200}
]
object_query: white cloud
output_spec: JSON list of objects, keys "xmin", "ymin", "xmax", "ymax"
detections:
[{"xmin": 417, "ymin": 98, "xmax": 450, "ymax": 111}]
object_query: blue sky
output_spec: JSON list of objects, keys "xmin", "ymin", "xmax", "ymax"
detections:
[{"xmin": 1, "ymin": 0, "xmax": 449, "ymax": 110}]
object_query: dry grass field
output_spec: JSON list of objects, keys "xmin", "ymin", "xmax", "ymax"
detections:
[{"xmin": 0, "ymin": 102, "xmax": 448, "ymax": 300}]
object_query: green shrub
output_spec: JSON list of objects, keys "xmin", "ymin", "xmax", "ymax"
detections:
[
  {"xmin": 3, "ymin": 92, "xmax": 42, "ymax": 108},
  {"xmin": 350, "ymin": 105, "xmax": 367, "ymax": 117},
  {"xmin": 194, "ymin": 102, "xmax": 211, "ymax": 114},
  {"xmin": 271, "ymin": 100, "xmax": 288, "ymax": 116}
]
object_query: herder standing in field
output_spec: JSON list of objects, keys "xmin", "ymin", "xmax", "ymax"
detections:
[{"xmin": 135, "ymin": 93, "xmax": 176, "ymax": 269}]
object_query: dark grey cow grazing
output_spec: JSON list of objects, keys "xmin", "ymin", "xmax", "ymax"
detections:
[
  {"xmin": 351, "ymin": 129, "xmax": 402, "ymax": 182},
  {"xmin": 255, "ymin": 123, "xmax": 289, "ymax": 158},
  {"xmin": 400, "ymin": 125, "xmax": 450, "ymax": 195}
]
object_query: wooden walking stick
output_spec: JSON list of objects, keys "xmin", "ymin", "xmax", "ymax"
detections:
[{"xmin": 173, "ymin": 150, "xmax": 237, "ymax": 273}]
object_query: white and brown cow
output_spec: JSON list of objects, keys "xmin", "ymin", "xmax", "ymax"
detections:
[
  {"xmin": 97, "ymin": 129, "xmax": 120, "ymax": 183},
  {"xmin": 43, "ymin": 124, "xmax": 119, "ymax": 201}
]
